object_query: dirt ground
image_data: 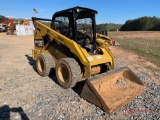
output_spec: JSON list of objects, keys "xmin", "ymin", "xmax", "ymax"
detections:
[{"xmin": 0, "ymin": 32, "xmax": 159, "ymax": 119}]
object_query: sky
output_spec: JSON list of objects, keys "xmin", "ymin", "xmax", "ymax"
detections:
[{"xmin": 0, "ymin": 0, "xmax": 159, "ymax": 24}]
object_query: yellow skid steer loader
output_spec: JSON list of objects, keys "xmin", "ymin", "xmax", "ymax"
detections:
[
  {"xmin": 96, "ymin": 33, "xmax": 115, "ymax": 45},
  {"xmin": 32, "ymin": 6, "xmax": 145, "ymax": 114}
]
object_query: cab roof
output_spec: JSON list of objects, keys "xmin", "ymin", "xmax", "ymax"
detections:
[{"xmin": 53, "ymin": 6, "xmax": 98, "ymax": 15}]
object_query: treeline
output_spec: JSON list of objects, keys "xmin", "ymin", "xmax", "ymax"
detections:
[
  {"xmin": 96, "ymin": 23, "xmax": 122, "ymax": 31},
  {"xmin": 96, "ymin": 16, "xmax": 160, "ymax": 31},
  {"xmin": 0, "ymin": 15, "xmax": 31, "ymax": 25},
  {"xmin": 0, "ymin": 15, "xmax": 8, "ymax": 22},
  {"xmin": 2, "ymin": 14, "xmax": 160, "ymax": 31},
  {"xmin": 120, "ymin": 16, "xmax": 160, "ymax": 31}
]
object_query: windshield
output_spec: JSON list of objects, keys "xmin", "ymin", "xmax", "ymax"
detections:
[
  {"xmin": 76, "ymin": 16, "xmax": 96, "ymax": 53},
  {"xmin": 76, "ymin": 18, "xmax": 93, "ymax": 41},
  {"xmin": 76, "ymin": 18, "xmax": 93, "ymax": 37}
]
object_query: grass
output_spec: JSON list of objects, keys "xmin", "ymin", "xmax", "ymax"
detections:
[{"xmin": 108, "ymin": 31, "xmax": 160, "ymax": 66}]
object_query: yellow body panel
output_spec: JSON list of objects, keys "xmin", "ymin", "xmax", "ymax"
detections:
[
  {"xmin": 96, "ymin": 33, "xmax": 113, "ymax": 45},
  {"xmin": 32, "ymin": 20, "xmax": 114, "ymax": 78}
]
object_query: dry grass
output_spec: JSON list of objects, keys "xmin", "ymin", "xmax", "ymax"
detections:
[
  {"xmin": 108, "ymin": 31, "xmax": 160, "ymax": 66},
  {"xmin": 109, "ymin": 31, "xmax": 160, "ymax": 40}
]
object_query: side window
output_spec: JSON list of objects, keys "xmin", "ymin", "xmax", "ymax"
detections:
[{"xmin": 54, "ymin": 16, "xmax": 69, "ymax": 36}]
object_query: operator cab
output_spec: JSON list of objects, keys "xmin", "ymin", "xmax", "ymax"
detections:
[{"xmin": 51, "ymin": 6, "xmax": 98, "ymax": 53}]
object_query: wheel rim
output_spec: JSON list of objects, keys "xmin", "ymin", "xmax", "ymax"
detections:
[
  {"xmin": 57, "ymin": 64, "xmax": 70, "ymax": 84},
  {"xmin": 37, "ymin": 57, "xmax": 44, "ymax": 73}
]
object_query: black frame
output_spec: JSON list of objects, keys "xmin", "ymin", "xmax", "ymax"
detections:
[{"xmin": 51, "ymin": 6, "xmax": 98, "ymax": 45}]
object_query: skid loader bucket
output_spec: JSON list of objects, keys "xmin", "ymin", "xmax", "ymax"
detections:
[{"xmin": 80, "ymin": 67, "xmax": 145, "ymax": 114}]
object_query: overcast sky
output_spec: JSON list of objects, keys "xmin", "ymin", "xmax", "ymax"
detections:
[{"xmin": 0, "ymin": 0, "xmax": 159, "ymax": 24}]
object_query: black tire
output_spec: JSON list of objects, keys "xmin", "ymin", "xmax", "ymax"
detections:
[
  {"xmin": 56, "ymin": 58, "xmax": 81, "ymax": 89},
  {"xmin": 36, "ymin": 53, "xmax": 55, "ymax": 76}
]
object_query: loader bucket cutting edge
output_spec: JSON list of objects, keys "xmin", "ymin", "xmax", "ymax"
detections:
[{"xmin": 80, "ymin": 67, "xmax": 145, "ymax": 114}]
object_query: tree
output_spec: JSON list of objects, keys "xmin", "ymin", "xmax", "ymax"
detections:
[
  {"xmin": 97, "ymin": 23, "xmax": 122, "ymax": 32},
  {"xmin": 120, "ymin": 16, "xmax": 160, "ymax": 31},
  {"xmin": 0, "ymin": 15, "xmax": 8, "ymax": 23}
]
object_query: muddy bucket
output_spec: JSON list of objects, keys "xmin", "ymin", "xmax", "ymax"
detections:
[{"xmin": 80, "ymin": 67, "xmax": 145, "ymax": 114}]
